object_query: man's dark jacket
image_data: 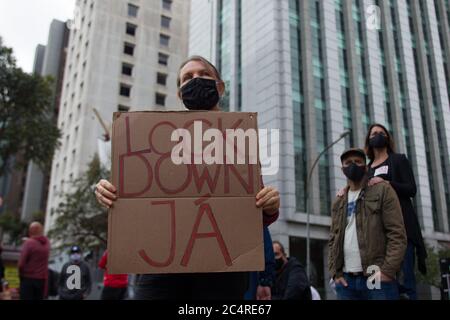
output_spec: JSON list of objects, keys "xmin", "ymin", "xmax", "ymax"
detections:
[{"xmin": 272, "ymin": 257, "xmax": 311, "ymax": 300}]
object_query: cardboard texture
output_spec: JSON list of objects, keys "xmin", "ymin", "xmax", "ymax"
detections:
[{"xmin": 108, "ymin": 111, "xmax": 264, "ymax": 274}]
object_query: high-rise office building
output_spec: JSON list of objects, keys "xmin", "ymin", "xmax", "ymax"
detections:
[
  {"xmin": 189, "ymin": 0, "xmax": 450, "ymax": 298},
  {"xmin": 45, "ymin": 0, "xmax": 191, "ymax": 232},
  {"xmin": 0, "ymin": 20, "xmax": 68, "ymax": 225},
  {"xmin": 21, "ymin": 20, "xmax": 70, "ymax": 223}
]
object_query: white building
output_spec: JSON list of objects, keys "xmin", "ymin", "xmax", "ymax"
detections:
[{"xmin": 45, "ymin": 0, "xmax": 191, "ymax": 232}]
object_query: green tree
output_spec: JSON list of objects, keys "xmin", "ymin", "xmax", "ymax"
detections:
[
  {"xmin": 48, "ymin": 155, "xmax": 109, "ymax": 252},
  {"xmin": 0, "ymin": 36, "xmax": 60, "ymax": 177},
  {"xmin": 0, "ymin": 211, "xmax": 28, "ymax": 245},
  {"xmin": 416, "ymin": 244, "xmax": 450, "ymax": 288}
]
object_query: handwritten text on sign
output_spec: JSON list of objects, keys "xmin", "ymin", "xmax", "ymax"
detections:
[{"xmin": 108, "ymin": 112, "xmax": 264, "ymax": 274}]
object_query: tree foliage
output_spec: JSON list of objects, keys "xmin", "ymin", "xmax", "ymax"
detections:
[
  {"xmin": 0, "ymin": 211, "xmax": 28, "ymax": 245},
  {"xmin": 47, "ymin": 155, "xmax": 109, "ymax": 252},
  {"xmin": 0, "ymin": 36, "xmax": 61, "ymax": 177},
  {"xmin": 416, "ymin": 244, "xmax": 450, "ymax": 288}
]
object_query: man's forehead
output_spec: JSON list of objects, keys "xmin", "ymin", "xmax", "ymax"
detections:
[
  {"xmin": 181, "ymin": 61, "xmax": 209, "ymax": 74},
  {"xmin": 343, "ymin": 155, "xmax": 365, "ymax": 162}
]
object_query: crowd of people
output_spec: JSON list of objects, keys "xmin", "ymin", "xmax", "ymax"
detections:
[{"xmin": 0, "ymin": 55, "xmax": 426, "ymax": 300}]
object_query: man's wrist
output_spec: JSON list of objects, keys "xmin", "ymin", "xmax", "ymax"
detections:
[{"xmin": 259, "ymin": 277, "xmax": 273, "ymax": 287}]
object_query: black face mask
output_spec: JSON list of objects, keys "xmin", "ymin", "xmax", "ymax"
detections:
[
  {"xmin": 275, "ymin": 257, "xmax": 284, "ymax": 271},
  {"xmin": 180, "ymin": 77, "xmax": 220, "ymax": 111},
  {"xmin": 343, "ymin": 163, "xmax": 366, "ymax": 182},
  {"xmin": 369, "ymin": 133, "xmax": 388, "ymax": 149}
]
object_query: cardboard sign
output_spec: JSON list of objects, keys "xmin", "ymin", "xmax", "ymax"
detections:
[{"xmin": 108, "ymin": 111, "xmax": 264, "ymax": 274}]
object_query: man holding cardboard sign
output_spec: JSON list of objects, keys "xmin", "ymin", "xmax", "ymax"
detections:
[{"xmin": 95, "ymin": 56, "xmax": 280, "ymax": 299}]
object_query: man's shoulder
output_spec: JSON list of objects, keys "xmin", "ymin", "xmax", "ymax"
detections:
[
  {"xmin": 366, "ymin": 181, "xmax": 395, "ymax": 198},
  {"xmin": 287, "ymin": 257, "xmax": 305, "ymax": 270},
  {"xmin": 331, "ymin": 196, "xmax": 345, "ymax": 212}
]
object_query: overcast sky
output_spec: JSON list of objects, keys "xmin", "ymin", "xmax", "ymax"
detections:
[{"xmin": 0, "ymin": 0, "xmax": 76, "ymax": 73}]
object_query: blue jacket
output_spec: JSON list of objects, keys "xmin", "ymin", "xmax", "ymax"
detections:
[{"xmin": 244, "ymin": 226, "xmax": 276, "ymax": 299}]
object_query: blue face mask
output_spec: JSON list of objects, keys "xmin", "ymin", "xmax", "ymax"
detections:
[{"xmin": 70, "ymin": 253, "xmax": 81, "ymax": 262}]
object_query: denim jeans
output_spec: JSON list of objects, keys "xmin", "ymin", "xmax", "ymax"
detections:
[
  {"xmin": 399, "ymin": 241, "xmax": 417, "ymax": 300},
  {"xmin": 335, "ymin": 273, "xmax": 399, "ymax": 300}
]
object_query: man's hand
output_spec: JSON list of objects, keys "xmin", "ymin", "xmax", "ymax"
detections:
[
  {"xmin": 368, "ymin": 177, "xmax": 385, "ymax": 187},
  {"xmin": 336, "ymin": 187, "xmax": 346, "ymax": 197},
  {"xmin": 256, "ymin": 285, "xmax": 271, "ymax": 300},
  {"xmin": 334, "ymin": 277, "xmax": 348, "ymax": 287},
  {"xmin": 378, "ymin": 272, "xmax": 394, "ymax": 282},
  {"xmin": 256, "ymin": 186, "xmax": 280, "ymax": 215},
  {"xmin": 95, "ymin": 179, "xmax": 117, "ymax": 209}
]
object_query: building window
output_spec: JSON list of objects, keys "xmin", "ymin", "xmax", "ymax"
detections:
[
  {"xmin": 128, "ymin": 4, "xmax": 139, "ymax": 17},
  {"xmin": 159, "ymin": 34, "xmax": 170, "ymax": 47},
  {"xmin": 124, "ymin": 42, "xmax": 135, "ymax": 56},
  {"xmin": 158, "ymin": 52, "xmax": 169, "ymax": 66},
  {"xmin": 161, "ymin": 15, "xmax": 171, "ymax": 29},
  {"xmin": 126, "ymin": 23, "xmax": 137, "ymax": 36},
  {"xmin": 162, "ymin": 0, "xmax": 172, "ymax": 10},
  {"xmin": 155, "ymin": 93, "xmax": 166, "ymax": 106},
  {"xmin": 120, "ymin": 84, "xmax": 131, "ymax": 97},
  {"xmin": 157, "ymin": 73, "xmax": 168, "ymax": 86},
  {"xmin": 122, "ymin": 63, "xmax": 133, "ymax": 76},
  {"xmin": 118, "ymin": 105, "xmax": 130, "ymax": 112}
]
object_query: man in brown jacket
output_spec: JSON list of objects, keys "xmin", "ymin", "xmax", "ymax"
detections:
[{"xmin": 328, "ymin": 148, "xmax": 406, "ymax": 300}]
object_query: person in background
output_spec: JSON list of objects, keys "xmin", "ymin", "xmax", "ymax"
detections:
[
  {"xmin": 46, "ymin": 268, "xmax": 59, "ymax": 299},
  {"xmin": 58, "ymin": 246, "xmax": 92, "ymax": 300},
  {"xmin": 244, "ymin": 226, "xmax": 276, "ymax": 300},
  {"xmin": 329, "ymin": 148, "xmax": 407, "ymax": 300},
  {"xmin": 364, "ymin": 123, "xmax": 427, "ymax": 300},
  {"xmin": 98, "ymin": 250, "xmax": 128, "ymax": 300},
  {"xmin": 18, "ymin": 222, "xmax": 50, "ymax": 300},
  {"xmin": 272, "ymin": 241, "xmax": 311, "ymax": 300}
]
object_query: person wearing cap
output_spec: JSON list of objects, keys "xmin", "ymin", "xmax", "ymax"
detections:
[
  {"xmin": 58, "ymin": 246, "xmax": 92, "ymax": 300},
  {"xmin": 328, "ymin": 148, "xmax": 407, "ymax": 300}
]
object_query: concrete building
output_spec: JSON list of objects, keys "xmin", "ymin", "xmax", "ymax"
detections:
[
  {"xmin": 20, "ymin": 20, "xmax": 70, "ymax": 223},
  {"xmin": 45, "ymin": 0, "xmax": 191, "ymax": 233},
  {"xmin": 189, "ymin": 0, "xmax": 450, "ymax": 298},
  {"xmin": 0, "ymin": 20, "xmax": 68, "ymax": 226}
]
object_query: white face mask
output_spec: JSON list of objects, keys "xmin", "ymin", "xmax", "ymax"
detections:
[{"xmin": 70, "ymin": 253, "xmax": 81, "ymax": 262}]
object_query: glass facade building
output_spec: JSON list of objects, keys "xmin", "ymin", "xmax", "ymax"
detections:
[{"xmin": 190, "ymin": 0, "xmax": 450, "ymax": 298}]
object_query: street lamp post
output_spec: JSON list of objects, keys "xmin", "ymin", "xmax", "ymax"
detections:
[{"xmin": 305, "ymin": 130, "xmax": 351, "ymax": 280}]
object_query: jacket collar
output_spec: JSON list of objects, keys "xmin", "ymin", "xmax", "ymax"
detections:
[{"xmin": 338, "ymin": 176, "xmax": 370, "ymax": 210}]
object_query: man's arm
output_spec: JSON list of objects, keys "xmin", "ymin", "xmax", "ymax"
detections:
[
  {"xmin": 98, "ymin": 252, "xmax": 107, "ymax": 270},
  {"xmin": 18, "ymin": 241, "xmax": 30, "ymax": 275},
  {"xmin": 380, "ymin": 185, "xmax": 407, "ymax": 279},
  {"xmin": 328, "ymin": 200, "xmax": 342, "ymax": 279},
  {"xmin": 83, "ymin": 264, "xmax": 92, "ymax": 296}
]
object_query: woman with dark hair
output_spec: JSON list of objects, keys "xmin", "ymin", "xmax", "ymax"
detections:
[
  {"xmin": 94, "ymin": 56, "xmax": 280, "ymax": 300},
  {"xmin": 364, "ymin": 123, "xmax": 427, "ymax": 300}
]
